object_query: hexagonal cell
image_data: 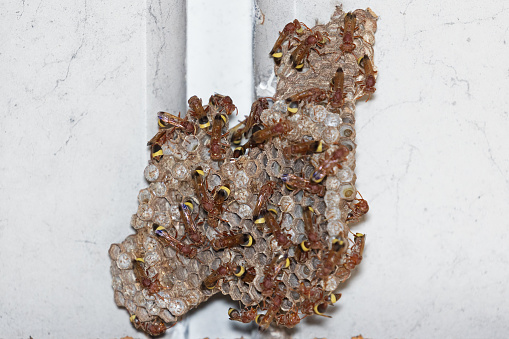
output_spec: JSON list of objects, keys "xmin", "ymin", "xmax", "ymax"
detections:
[
  {"xmin": 186, "ymin": 289, "xmax": 202, "ymax": 307},
  {"xmin": 237, "ymin": 204, "xmax": 252, "ymax": 220},
  {"xmin": 144, "ymin": 164, "xmax": 160, "ymax": 182},
  {"xmin": 135, "ymin": 306, "xmax": 151, "ymax": 322},
  {"xmin": 124, "ymin": 299, "xmax": 136, "ymax": 314},
  {"xmin": 311, "ymin": 256, "xmax": 321, "ymax": 270},
  {"xmin": 198, "ymin": 265, "xmax": 210, "ymax": 278},
  {"xmin": 339, "ymin": 138, "xmax": 356, "ymax": 152},
  {"xmin": 234, "ymin": 170, "xmax": 250, "ymax": 187},
  {"xmin": 248, "ymin": 285, "xmax": 263, "ymax": 304},
  {"xmin": 117, "ymin": 253, "xmax": 132, "ymax": 270},
  {"xmin": 131, "ymin": 214, "xmax": 148, "ymax": 231},
  {"xmin": 323, "ymin": 126, "xmax": 340, "ymax": 145},
  {"xmin": 143, "ymin": 236, "xmax": 160, "ymax": 252},
  {"xmin": 183, "ymin": 135, "xmax": 200, "ymax": 153},
  {"xmin": 314, "ymin": 200, "xmax": 326, "ymax": 215},
  {"xmin": 253, "ymin": 238, "xmax": 268, "ymax": 254},
  {"xmin": 207, "ymin": 174, "xmax": 222, "ymax": 189},
  {"xmin": 159, "ymin": 309, "xmax": 176, "ymax": 323},
  {"xmin": 281, "ymin": 298, "xmax": 293, "ymax": 312},
  {"xmin": 174, "ymin": 267, "xmax": 188, "ymax": 281},
  {"xmin": 172, "ymin": 163, "xmax": 189, "ymax": 181},
  {"xmin": 114, "ymin": 291, "xmax": 125, "ymax": 307},
  {"xmin": 339, "ymin": 124, "xmax": 355, "ymax": 139},
  {"xmin": 137, "ymin": 203, "xmax": 154, "ymax": 221},
  {"xmin": 240, "ymin": 292, "xmax": 253, "ymax": 306},
  {"xmin": 288, "ymin": 273, "xmax": 300, "ymax": 289},
  {"xmin": 281, "ymin": 213, "xmax": 294, "ymax": 230},
  {"xmin": 109, "ymin": 244, "xmax": 122, "ymax": 261},
  {"xmin": 138, "ymin": 188, "xmax": 154, "ymax": 204},
  {"xmin": 293, "ymin": 190, "xmax": 304, "ymax": 203},
  {"xmin": 122, "ymin": 283, "xmax": 137, "ymax": 299},
  {"xmin": 233, "ymin": 188, "xmax": 249, "ymax": 204},
  {"xmin": 279, "ymin": 195, "xmax": 295, "ymax": 214},
  {"xmin": 254, "ymin": 253, "xmax": 268, "ymax": 267},
  {"xmin": 242, "ymin": 247, "xmax": 257, "ymax": 266},
  {"xmin": 210, "ymin": 258, "xmax": 222, "ymax": 271},
  {"xmin": 122, "ymin": 235, "xmax": 137, "ymax": 253},
  {"xmin": 336, "ymin": 167, "xmax": 354, "ymax": 183},
  {"xmin": 339, "ymin": 183, "xmax": 356, "ymax": 200},
  {"xmin": 294, "ymin": 264, "xmax": 311, "ymax": 280},
  {"xmin": 168, "ymin": 298, "xmax": 188, "ymax": 317},
  {"xmin": 267, "ymin": 160, "xmax": 282, "ymax": 177},
  {"xmin": 226, "ymin": 211, "xmax": 241, "ymax": 226}
]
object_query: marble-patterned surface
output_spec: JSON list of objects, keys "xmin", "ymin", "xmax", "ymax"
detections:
[{"xmin": 1, "ymin": 0, "xmax": 509, "ymax": 338}]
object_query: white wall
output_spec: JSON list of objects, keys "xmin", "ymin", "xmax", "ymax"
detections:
[
  {"xmin": 1, "ymin": 0, "xmax": 509, "ymax": 338},
  {"xmin": 0, "ymin": 1, "xmax": 148, "ymax": 337}
]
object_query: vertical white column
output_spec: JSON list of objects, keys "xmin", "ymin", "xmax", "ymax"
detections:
[
  {"xmin": 253, "ymin": 0, "xmax": 338, "ymax": 97},
  {"xmin": 186, "ymin": 0, "xmax": 253, "ymax": 125},
  {"xmin": 146, "ymin": 0, "xmax": 187, "ymax": 141}
]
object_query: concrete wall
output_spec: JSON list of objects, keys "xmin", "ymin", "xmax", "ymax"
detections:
[{"xmin": 1, "ymin": 0, "xmax": 509, "ymax": 338}]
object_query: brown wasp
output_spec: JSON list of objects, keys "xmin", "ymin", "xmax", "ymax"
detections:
[
  {"xmin": 281, "ymin": 173, "xmax": 326, "ymax": 197},
  {"xmin": 256, "ymin": 286, "xmax": 286, "ymax": 330},
  {"xmin": 252, "ymin": 181, "xmax": 278, "ymax": 220},
  {"xmin": 270, "ymin": 19, "xmax": 310, "ymax": 64},
  {"xmin": 131, "ymin": 315, "xmax": 174, "ymax": 336},
  {"xmin": 230, "ymin": 98, "xmax": 270, "ymax": 145},
  {"xmin": 329, "ymin": 67, "xmax": 345, "ymax": 109},
  {"xmin": 250, "ymin": 119, "xmax": 292, "ymax": 145},
  {"xmin": 133, "ymin": 257, "xmax": 163, "ymax": 297},
  {"xmin": 178, "ymin": 202, "xmax": 207, "ymax": 246},
  {"xmin": 188, "ymin": 95, "xmax": 210, "ymax": 129},
  {"xmin": 228, "ymin": 307, "xmax": 258, "ymax": 323},
  {"xmin": 311, "ymin": 145, "xmax": 350, "ymax": 183},
  {"xmin": 147, "ymin": 130, "xmax": 168, "ymax": 163},
  {"xmin": 192, "ymin": 167, "xmax": 215, "ymax": 214},
  {"xmin": 209, "ymin": 94, "xmax": 237, "ymax": 115},
  {"xmin": 191, "ymin": 167, "xmax": 228, "ymax": 228},
  {"xmin": 275, "ymin": 306, "xmax": 302, "ymax": 328},
  {"xmin": 283, "ymin": 140, "xmax": 328, "ymax": 158},
  {"xmin": 207, "ymin": 184, "xmax": 231, "ymax": 229},
  {"xmin": 157, "ymin": 111, "xmax": 196, "ymax": 135},
  {"xmin": 357, "ymin": 54, "xmax": 377, "ymax": 101},
  {"xmin": 256, "ymin": 209, "xmax": 293, "ymax": 249},
  {"xmin": 301, "ymin": 291, "xmax": 341, "ymax": 319},
  {"xmin": 290, "ymin": 31, "xmax": 330, "ymax": 71},
  {"xmin": 240, "ymin": 266, "xmax": 256, "ymax": 283},
  {"xmin": 344, "ymin": 233, "xmax": 365, "ymax": 270},
  {"xmin": 231, "ymin": 124, "xmax": 264, "ymax": 159},
  {"xmin": 202, "ymin": 262, "xmax": 246, "ymax": 290},
  {"xmin": 300, "ymin": 206, "xmax": 325, "ymax": 251},
  {"xmin": 153, "ymin": 225, "xmax": 197, "ymax": 259},
  {"xmin": 335, "ymin": 233, "xmax": 366, "ymax": 282},
  {"xmin": 346, "ymin": 192, "xmax": 369, "ymax": 223},
  {"xmin": 285, "ymin": 88, "xmax": 328, "ymax": 112},
  {"xmin": 316, "ymin": 236, "xmax": 348, "ymax": 280},
  {"xmin": 339, "ymin": 12, "xmax": 360, "ymax": 53},
  {"xmin": 208, "ymin": 113, "xmax": 230, "ymax": 161},
  {"xmin": 211, "ymin": 232, "xmax": 254, "ymax": 251},
  {"xmin": 260, "ymin": 254, "xmax": 290, "ymax": 297}
]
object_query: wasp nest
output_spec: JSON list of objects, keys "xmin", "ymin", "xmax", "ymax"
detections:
[{"xmin": 110, "ymin": 5, "xmax": 377, "ymax": 336}]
